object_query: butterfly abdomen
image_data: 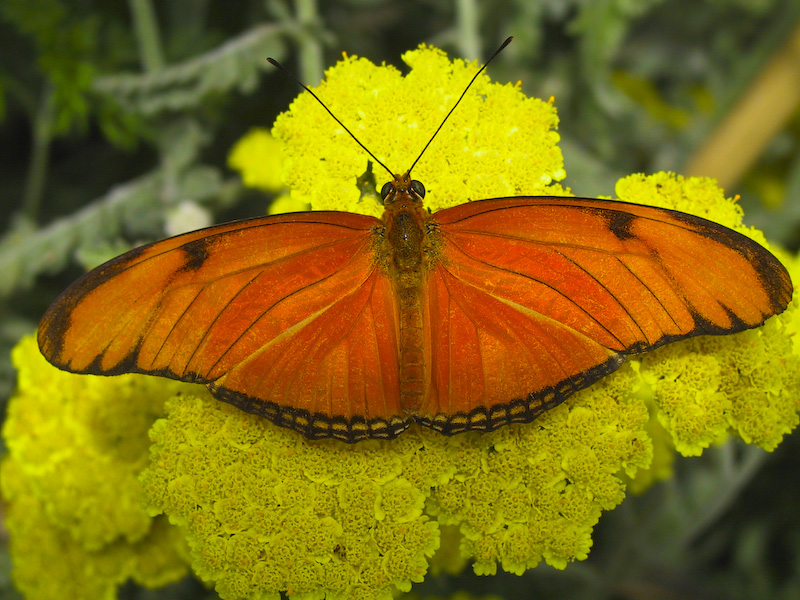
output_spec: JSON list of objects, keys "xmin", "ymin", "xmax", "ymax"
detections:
[{"xmin": 387, "ymin": 209, "xmax": 427, "ymax": 412}]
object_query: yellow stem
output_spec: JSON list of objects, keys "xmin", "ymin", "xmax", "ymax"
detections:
[{"xmin": 684, "ymin": 22, "xmax": 800, "ymax": 189}]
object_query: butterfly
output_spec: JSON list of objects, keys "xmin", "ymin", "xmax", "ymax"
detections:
[{"xmin": 37, "ymin": 39, "xmax": 793, "ymax": 443}]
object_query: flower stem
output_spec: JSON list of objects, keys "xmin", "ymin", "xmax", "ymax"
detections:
[
  {"xmin": 456, "ymin": 0, "xmax": 481, "ymax": 60},
  {"xmin": 684, "ymin": 17, "xmax": 800, "ymax": 188},
  {"xmin": 294, "ymin": 0, "xmax": 323, "ymax": 85},
  {"xmin": 679, "ymin": 444, "xmax": 766, "ymax": 547},
  {"xmin": 21, "ymin": 87, "xmax": 55, "ymax": 223},
  {"xmin": 129, "ymin": 0, "xmax": 165, "ymax": 72}
]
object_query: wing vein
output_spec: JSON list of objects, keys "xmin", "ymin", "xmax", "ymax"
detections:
[
  {"xmin": 615, "ymin": 254, "xmax": 684, "ymax": 336},
  {"xmin": 148, "ymin": 282, "xmax": 210, "ymax": 371},
  {"xmin": 205, "ymin": 268, "xmax": 343, "ymax": 379},
  {"xmin": 438, "ymin": 271, "xmax": 576, "ymax": 388},
  {"xmin": 442, "ymin": 233, "xmax": 632, "ymax": 349},
  {"xmin": 180, "ymin": 273, "xmax": 263, "ymax": 376},
  {"xmin": 250, "ymin": 268, "xmax": 379, "ymax": 410}
]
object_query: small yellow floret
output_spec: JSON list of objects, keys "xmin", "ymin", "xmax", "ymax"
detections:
[
  {"xmin": 140, "ymin": 358, "xmax": 654, "ymax": 598},
  {"xmin": 227, "ymin": 127, "xmax": 285, "ymax": 191}
]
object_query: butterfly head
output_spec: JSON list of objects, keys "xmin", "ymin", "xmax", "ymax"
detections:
[{"xmin": 380, "ymin": 172, "xmax": 426, "ymax": 208}]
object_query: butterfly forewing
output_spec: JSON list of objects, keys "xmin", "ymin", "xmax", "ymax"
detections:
[
  {"xmin": 38, "ymin": 211, "xmax": 412, "ymax": 441},
  {"xmin": 415, "ymin": 197, "xmax": 792, "ymax": 433}
]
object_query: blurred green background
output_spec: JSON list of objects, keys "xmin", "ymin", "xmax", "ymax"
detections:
[{"xmin": 1, "ymin": 0, "xmax": 800, "ymax": 598}]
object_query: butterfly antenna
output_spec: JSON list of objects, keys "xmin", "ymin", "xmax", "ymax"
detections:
[
  {"xmin": 267, "ymin": 57, "xmax": 395, "ymax": 179},
  {"xmin": 407, "ymin": 36, "xmax": 513, "ymax": 175}
]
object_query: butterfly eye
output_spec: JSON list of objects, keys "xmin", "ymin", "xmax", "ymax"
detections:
[
  {"xmin": 380, "ymin": 182, "xmax": 394, "ymax": 200},
  {"xmin": 410, "ymin": 180, "xmax": 425, "ymax": 198}
]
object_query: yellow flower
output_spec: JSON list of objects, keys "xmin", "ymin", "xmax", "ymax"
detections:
[
  {"xmin": 141, "ymin": 373, "xmax": 647, "ymax": 597},
  {"xmin": 270, "ymin": 45, "xmax": 567, "ymax": 216},
  {"xmin": 227, "ymin": 128, "xmax": 309, "ymax": 214},
  {"xmin": 227, "ymin": 127, "xmax": 285, "ymax": 192},
  {"xmin": 1, "ymin": 336, "xmax": 190, "ymax": 600},
  {"xmin": 617, "ymin": 174, "xmax": 800, "ymax": 456}
]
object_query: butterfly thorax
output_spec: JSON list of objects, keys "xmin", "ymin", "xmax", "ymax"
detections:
[
  {"xmin": 381, "ymin": 172, "xmax": 430, "ymax": 413},
  {"xmin": 383, "ymin": 174, "xmax": 425, "ymax": 271}
]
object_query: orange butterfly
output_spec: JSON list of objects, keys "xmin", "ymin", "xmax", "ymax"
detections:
[{"xmin": 37, "ymin": 40, "xmax": 793, "ymax": 443}]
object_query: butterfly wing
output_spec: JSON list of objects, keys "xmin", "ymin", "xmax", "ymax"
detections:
[
  {"xmin": 418, "ymin": 196, "xmax": 793, "ymax": 433},
  {"xmin": 38, "ymin": 212, "xmax": 407, "ymax": 442}
]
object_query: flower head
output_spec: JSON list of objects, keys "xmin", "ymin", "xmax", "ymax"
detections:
[
  {"xmin": 271, "ymin": 45, "xmax": 567, "ymax": 216},
  {"xmin": 228, "ymin": 128, "xmax": 286, "ymax": 192},
  {"xmin": 1, "ymin": 336, "xmax": 190, "ymax": 599}
]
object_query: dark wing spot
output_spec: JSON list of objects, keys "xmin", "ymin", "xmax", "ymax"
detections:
[
  {"xmin": 607, "ymin": 211, "xmax": 636, "ymax": 241},
  {"xmin": 181, "ymin": 238, "xmax": 211, "ymax": 272}
]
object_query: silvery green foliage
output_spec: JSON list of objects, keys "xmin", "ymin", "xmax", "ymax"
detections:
[{"xmin": 94, "ymin": 24, "xmax": 285, "ymax": 115}]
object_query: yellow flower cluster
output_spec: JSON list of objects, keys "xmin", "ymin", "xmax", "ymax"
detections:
[
  {"xmin": 139, "ymin": 363, "xmax": 647, "ymax": 599},
  {"xmin": 270, "ymin": 45, "xmax": 567, "ymax": 216},
  {"xmin": 617, "ymin": 173, "xmax": 800, "ymax": 456},
  {"xmin": 1, "ymin": 337, "xmax": 190, "ymax": 599},
  {"xmin": 3, "ymin": 42, "xmax": 799, "ymax": 600}
]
